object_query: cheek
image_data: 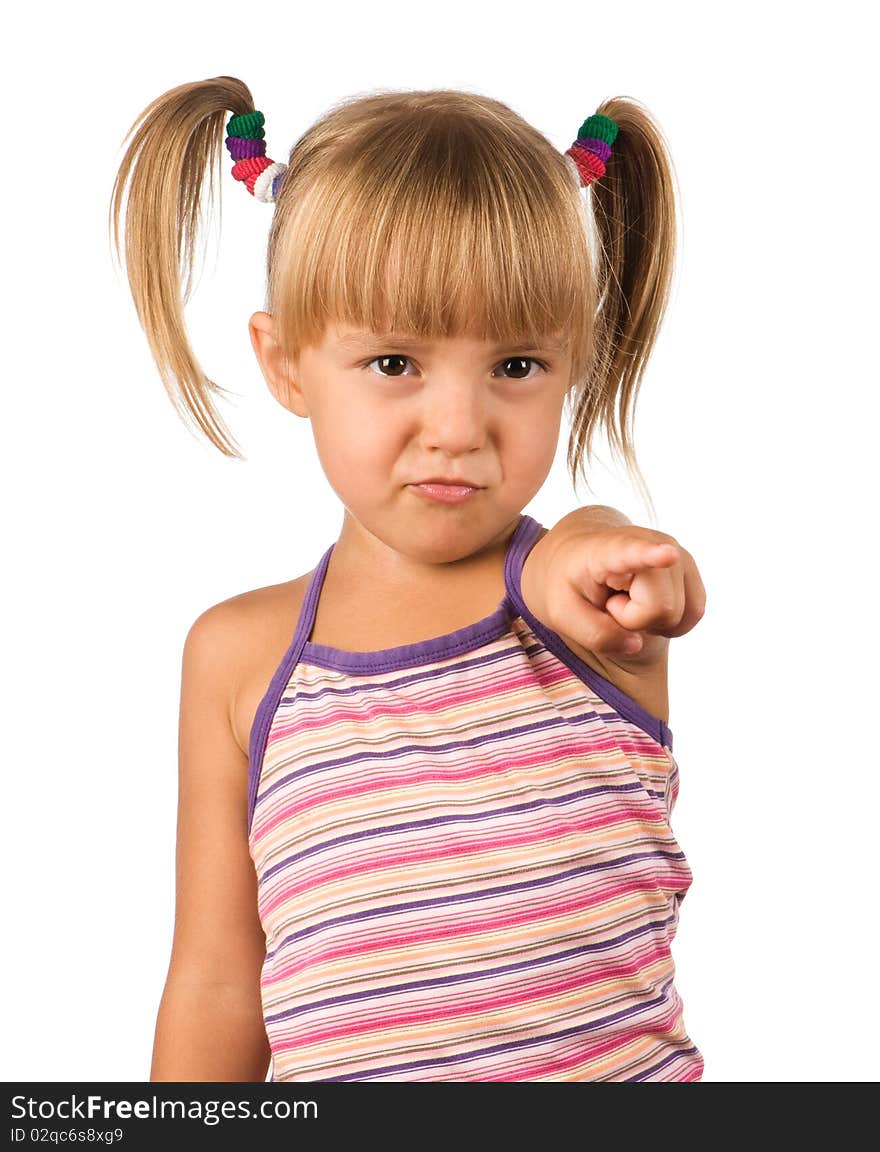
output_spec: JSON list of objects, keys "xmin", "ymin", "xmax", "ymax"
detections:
[
  {"xmin": 312, "ymin": 398, "xmax": 397, "ymax": 476},
  {"xmin": 505, "ymin": 402, "xmax": 562, "ymax": 470}
]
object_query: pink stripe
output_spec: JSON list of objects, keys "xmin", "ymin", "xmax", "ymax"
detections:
[
  {"xmin": 269, "ymin": 663, "xmax": 571, "ymax": 742},
  {"xmin": 268, "ymin": 876, "xmax": 669, "ymax": 982},
  {"xmin": 253, "ymin": 731, "xmax": 648, "ymax": 843},
  {"xmin": 465, "ymin": 1028, "xmax": 661, "ymax": 1082},
  {"xmin": 273, "ymin": 945, "xmax": 673, "ymax": 1050},
  {"xmin": 259, "ymin": 802, "xmax": 666, "ymax": 919}
]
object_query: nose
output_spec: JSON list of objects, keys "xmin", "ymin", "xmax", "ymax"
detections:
[{"xmin": 418, "ymin": 377, "xmax": 487, "ymax": 455}]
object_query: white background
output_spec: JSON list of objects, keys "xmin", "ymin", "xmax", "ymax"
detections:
[{"xmin": 3, "ymin": 0, "xmax": 877, "ymax": 1083}]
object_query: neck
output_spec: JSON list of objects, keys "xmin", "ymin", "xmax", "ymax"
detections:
[{"xmin": 328, "ymin": 508, "xmax": 523, "ymax": 595}]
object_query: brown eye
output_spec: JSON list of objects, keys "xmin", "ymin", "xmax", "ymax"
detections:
[
  {"xmin": 498, "ymin": 357, "xmax": 544, "ymax": 380},
  {"xmin": 368, "ymin": 355, "xmax": 411, "ymax": 377}
]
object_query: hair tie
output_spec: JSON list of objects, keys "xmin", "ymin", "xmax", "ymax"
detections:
[
  {"xmin": 564, "ymin": 113, "xmax": 619, "ymax": 188},
  {"xmin": 225, "ymin": 110, "xmax": 287, "ymax": 203}
]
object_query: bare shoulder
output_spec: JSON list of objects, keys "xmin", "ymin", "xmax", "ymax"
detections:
[{"xmin": 187, "ymin": 572, "xmax": 314, "ymax": 757}]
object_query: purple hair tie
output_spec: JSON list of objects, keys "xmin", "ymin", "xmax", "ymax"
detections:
[
  {"xmin": 576, "ymin": 137, "xmax": 612, "ymax": 164},
  {"xmin": 225, "ymin": 136, "xmax": 267, "ymax": 161}
]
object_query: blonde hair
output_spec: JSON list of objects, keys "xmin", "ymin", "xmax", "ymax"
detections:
[{"xmin": 110, "ymin": 76, "xmax": 679, "ymax": 520}]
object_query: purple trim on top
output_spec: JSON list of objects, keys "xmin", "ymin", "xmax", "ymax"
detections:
[
  {"xmin": 247, "ymin": 543, "xmax": 335, "ymax": 838},
  {"xmin": 505, "ymin": 530, "xmax": 674, "ymax": 752},
  {"xmin": 302, "ymin": 607, "xmax": 512, "ymax": 673},
  {"xmin": 300, "ymin": 514, "xmax": 537, "ymax": 674},
  {"xmin": 503, "ymin": 513, "xmax": 545, "ymax": 607}
]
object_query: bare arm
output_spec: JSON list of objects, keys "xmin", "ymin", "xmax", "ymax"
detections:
[
  {"xmin": 151, "ymin": 606, "xmax": 271, "ymax": 1082},
  {"xmin": 549, "ymin": 504, "xmax": 633, "ymax": 533}
]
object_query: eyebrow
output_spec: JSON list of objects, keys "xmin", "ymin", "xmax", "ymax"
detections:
[{"xmin": 338, "ymin": 332, "xmax": 566, "ymax": 353}]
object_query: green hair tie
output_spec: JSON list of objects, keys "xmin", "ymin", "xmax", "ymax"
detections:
[
  {"xmin": 226, "ymin": 110, "xmax": 266, "ymax": 140},
  {"xmin": 576, "ymin": 114, "xmax": 618, "ymax": 146}
]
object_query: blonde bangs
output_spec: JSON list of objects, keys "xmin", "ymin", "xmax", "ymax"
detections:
[{"xmin": 267, "ymin": 90, "xmax": 595, "ymax": 378}]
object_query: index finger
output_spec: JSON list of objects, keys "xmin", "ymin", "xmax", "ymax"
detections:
[{"xmin": 584, "ymin": 537, "xmax": 679, "ymax": 582}]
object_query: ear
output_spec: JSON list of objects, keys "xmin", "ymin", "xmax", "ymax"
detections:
[{"xmin": 248, "ymin": 311, "xmax": 310, "ymax": 417}]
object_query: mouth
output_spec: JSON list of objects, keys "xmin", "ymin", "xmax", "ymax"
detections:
[{"xmin": 409, "ymin": 481, "xmax": 483, "ymax": 504}]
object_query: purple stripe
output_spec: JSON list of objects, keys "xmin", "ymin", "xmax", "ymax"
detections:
[
  {"xmin": 624, "ymin": 1046, "xmax": 702, "ymax": 1082},
  {"xmin": 261, "ymin": 778, "xmax": 650, "ymax": 882},
  {"xmin": 265, "ymin": 848, "xmax": 687, "ymax": 960},
  {"xmin": 255, "ymin": 701, "xmax": 639, "ymax": 815},
  {"xmin": 316, "ymin": 980, "xmax": 678, "ymax": 1081},
  {"xmin": 265, "ymin": 912, "xmax": 678, "ymax": 1024}
]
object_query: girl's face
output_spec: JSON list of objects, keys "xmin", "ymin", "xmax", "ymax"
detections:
[{"xmin": 250, "ymin": 313, "xmax": 572, "ymax": 564}]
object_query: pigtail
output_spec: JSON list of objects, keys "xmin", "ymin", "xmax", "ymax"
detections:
[
  {"xmin": 109, "ymin": 76, "xmax": 257, "ymax": 458},
  {"xmin": 568, "ymin": 97, "xmax": 679, "ymax": 524}
]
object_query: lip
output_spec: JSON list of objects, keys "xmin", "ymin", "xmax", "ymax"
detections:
[
  {"xmin": 409, "ymin": 482, "xmax": 482, "ymax": 504},
  {"xmin": 414, "ymin": 478, "xmax": 483, "ymax": 487}
]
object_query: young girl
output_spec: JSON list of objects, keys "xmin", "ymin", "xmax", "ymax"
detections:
[{"xmin": 111, "ymin": 76, "xmax": 707, "ymax": 1083}]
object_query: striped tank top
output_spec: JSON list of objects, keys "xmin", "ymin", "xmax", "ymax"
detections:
[{"xmin": 247, "ymin": 513, "xmax": 702, "ymax": 1082}]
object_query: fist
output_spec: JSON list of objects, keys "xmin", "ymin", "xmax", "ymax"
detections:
[{"xmin": 522, "ymin": 524, "xmax": 706, "ymax": 662}]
